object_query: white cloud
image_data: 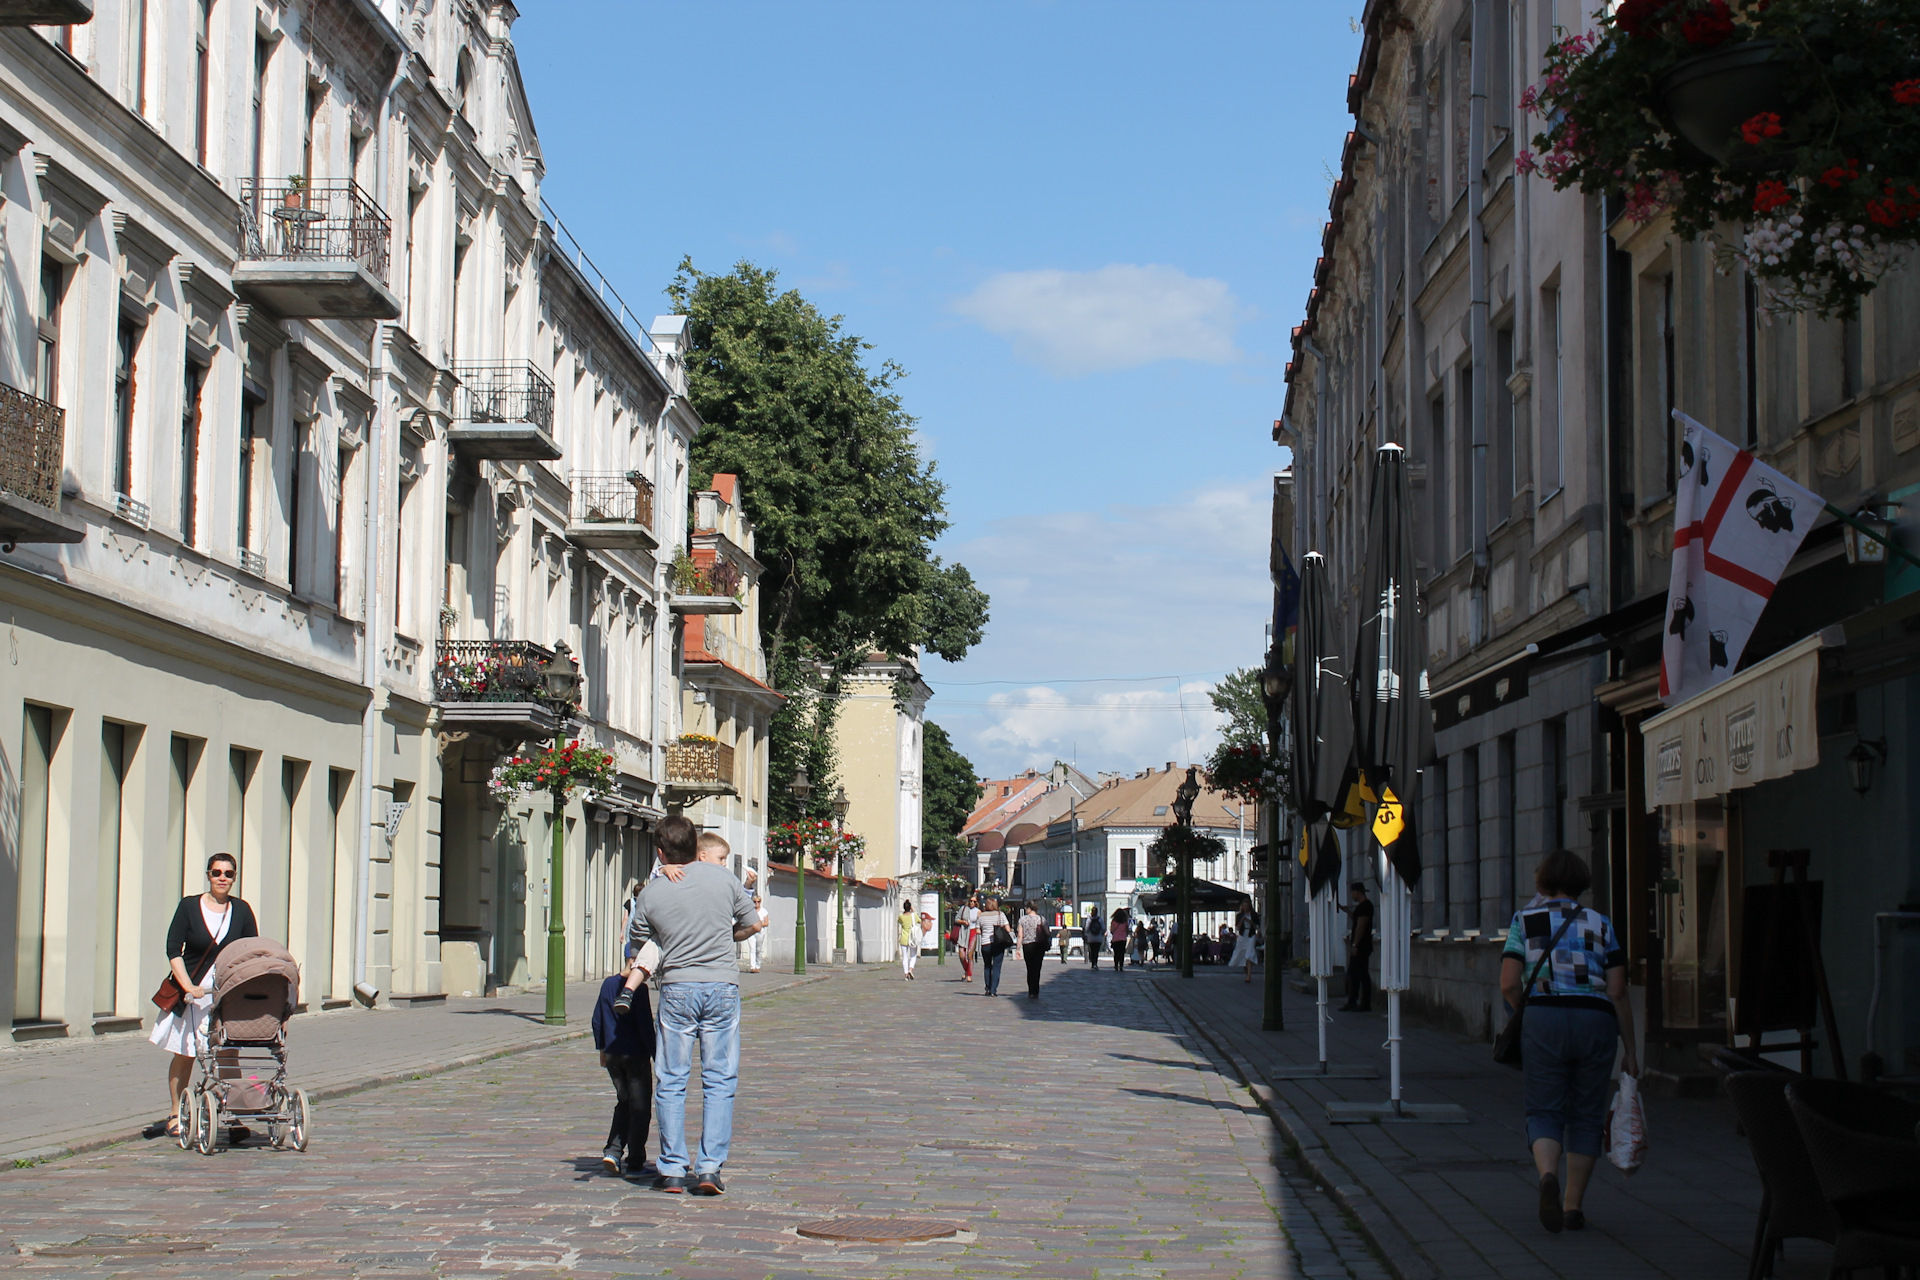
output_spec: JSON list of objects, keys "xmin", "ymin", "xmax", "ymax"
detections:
[
  {"xmin": 923, "ymin": 481, "xmax": 1272, "ymax": 778},
  {"xmin": 952, "ymin": 264, "xmax": 1246, "ymax": 376}
]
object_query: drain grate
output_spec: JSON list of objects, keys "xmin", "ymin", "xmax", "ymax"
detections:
[
  {"xmin": 795, "ymin": 1217, "xmax": 965, "ymax": 1244},
  {"xmin": 36, "ymin": 1237, "xmax": 211, "ymax": 1257}
]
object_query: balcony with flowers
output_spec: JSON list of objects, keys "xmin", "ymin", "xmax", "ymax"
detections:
[
  {"xmin": 664, "ymin": 732, "xmax": 736, "ymax": 801},
  {"xmin": 234, "ymin": 177, "xmax": 401, "ymax": 320},
  {"xmin": 432, "ymin": 639, "xmax": 581, "ymax": 743}
]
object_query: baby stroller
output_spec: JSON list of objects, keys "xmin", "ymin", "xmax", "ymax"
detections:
[{"xmin": 174, "ymin": 937, "xmax": 311, "ymax": 1154}]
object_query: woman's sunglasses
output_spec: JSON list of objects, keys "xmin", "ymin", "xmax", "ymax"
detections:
[{"xmin": 209, "ymin": 869, "xmax": 235, "ymax": 879}]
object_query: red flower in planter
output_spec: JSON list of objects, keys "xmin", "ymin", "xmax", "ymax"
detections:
[
  {"xmin": 1752, "ymin": 180, "xmax": 1793, "ymax": 214},
  {"xmin": 1893, "ymin": 79, "xmax": 1920, "ymax": 106},
  {"xmin": 1740, "ymin": 113, "xmax": 1784, "ymax": 146},
  {"xmin": 1680, "ymin": 0, "xmax": 1733, "ymax": 46},
  {"xmin": 1819, "ymin": 158, "xmax": 1863, "ymax": 189},
  {"xmin": 1613, "ymin": 0, "xmax": 1673, "ymax": 39}
]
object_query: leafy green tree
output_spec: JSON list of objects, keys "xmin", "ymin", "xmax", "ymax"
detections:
[
  {"xmin": 1209, "ymin": 667, "xmax": 1267, "ymax": 748},
  {"xmin": 920, "ymin": 721, "xmax": 979, "ymax": 871}
]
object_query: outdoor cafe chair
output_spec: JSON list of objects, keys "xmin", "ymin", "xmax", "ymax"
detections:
[
  {"xmin": 1784, "ymin": 1079, "xmax": 1920, "ymax": 1277},
  {"xmin": 1723, "ymin": 1072, "xmax": 1839, "ymax": 1280}
]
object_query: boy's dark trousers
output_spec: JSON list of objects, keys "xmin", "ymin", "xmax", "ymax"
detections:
[{"xmin": 604, "ymin": 1053, "xmax": 653, "ymax": 1169}]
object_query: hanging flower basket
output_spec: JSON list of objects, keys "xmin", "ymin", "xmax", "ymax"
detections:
[
  {"xmin": 1520, "ymin": 0, "xmax": 1920, "ymax": 317},
  {"xmin": 489, "ymin": 739, "xmax": 618, "ymax": 803}
]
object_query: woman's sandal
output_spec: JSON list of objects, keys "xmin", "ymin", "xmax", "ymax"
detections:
[
  {"xmin": 1538, "ymin": 1174, "xmax": 1565, "ymax": 1233},
  {"xmin": 1563, "ymin": 1210, "xmax": 1585, "ymax": 1231}
]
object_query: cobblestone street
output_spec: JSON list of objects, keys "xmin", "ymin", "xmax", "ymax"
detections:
[{"xmin": 0, "ymin": 962, "xmax": 1382, "ymax": 1279}]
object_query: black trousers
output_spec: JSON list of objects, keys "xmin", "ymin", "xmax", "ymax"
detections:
[
  {"xmin": 1344, "ymin": 948, "xmax": 1374, "ymax": 1010},
  {"xmin": 604, "ymin": 1053, "xmax": 653, "ymax": 1167},
  {"xmin": 1022, "ymin": 942, "xmax": 1046, "ymax": 996}
]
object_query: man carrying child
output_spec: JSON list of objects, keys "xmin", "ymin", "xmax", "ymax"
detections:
[{"xmin": 613, "ymin": 818, "xmax": 763, "ymax": 1195}]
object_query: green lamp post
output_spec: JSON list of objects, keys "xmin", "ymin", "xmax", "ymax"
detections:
[
  {"xmin": 1259, "ymin": 645, "xmax": 1294, "ymax": 1031},
  {"xmin": 541, "ymin": 643, "xmax": 581, "ymax": 1027},
  {"xmin": 831, "ymin": 785, "xmax": 851, "ymax": 966},
  {"xmin": 789, "ymin": 763, "xmax": 811, "ymax": 974},
  {"xmin": 1172, "ymin": 766, "xmax": 1200, "ymax": 980}
]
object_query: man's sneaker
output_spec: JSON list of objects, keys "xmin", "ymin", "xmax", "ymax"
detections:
[
  {"xmin": 612, "ymin": 989, "xmax": 635, "ymax": 1016},
  {"xmin": 691, "ymin": 1170, "xmax": 725, "ymax": 1196},
  {"xmin": 601, "ymin": 1149, "xmax": 622, "ymax": 1175},
  {"xmin": 624, "ymin": 1162, "xmax": 651, "ymax": 1180},
  {"xmin": 653, "ymin": 1172, "xmax": 690, "ymax": 1193}
]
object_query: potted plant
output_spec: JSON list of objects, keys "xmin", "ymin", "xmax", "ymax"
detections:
[
  {"xmin": 282, "ymin": 173, "xmax": 307, "ymax": 209},
  {"xmin": 1520, "ymin": 0, "xmax": 1920, "ymax": 316}
]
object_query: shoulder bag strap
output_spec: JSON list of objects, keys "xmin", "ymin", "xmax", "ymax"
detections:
[{"xmin": 1523, "ymin": 910, "xmax": 1583, "ymax": 998}]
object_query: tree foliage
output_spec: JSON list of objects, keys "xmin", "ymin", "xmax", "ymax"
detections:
[
  {"xmin": 920, "ymin": 721, "xmax": 979, "ymax": 871},
  {"xmin": 1209, "ymin": 667, "xmax": 1268, "ymax": 748},
  {"xmin": 667, "ymin": 260, "xmax": 989, "ymax": 671}
]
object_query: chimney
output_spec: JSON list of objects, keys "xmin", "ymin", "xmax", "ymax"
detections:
[{"xmin": 1165, "ymin": 761, "xmax": 1175, "ymax": 773}]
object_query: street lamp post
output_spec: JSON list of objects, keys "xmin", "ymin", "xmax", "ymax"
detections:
[
  {"xmin": 541, "ymin": 643, "xmax": 581, "ymax": 1027},
  {"xmin": 831, "ymin": 785, "xmax": 851, "ymax": 966},
  {"xmin": 1260, "ymin": 646, "xmax": 1294, "ymax": 1031},
  {"xmin": 1173, "ymin": 766, "xmax": 1200, "ymax": 980},
  {"xmin": 789, "ymin": 763, "xmax": 812, "ymax": 974}
]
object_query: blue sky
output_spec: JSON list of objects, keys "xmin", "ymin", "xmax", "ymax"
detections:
[{"xmin": 516, "ymin": 2, "xmax": 1358, "ymax": 778}]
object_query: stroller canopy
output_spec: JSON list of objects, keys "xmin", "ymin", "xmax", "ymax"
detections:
[{"xmin": 218, "ymin": 937, "xmax": 301, "ymax": 1010}]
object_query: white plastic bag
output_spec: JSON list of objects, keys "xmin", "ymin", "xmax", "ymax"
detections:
[{"xmin": 1606, "ymin": 1071, "xmax": 1648, "ymax": 1174}]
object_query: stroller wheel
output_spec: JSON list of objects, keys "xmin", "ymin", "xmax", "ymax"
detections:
[
  {"xmin": 287, "ymin": 1089, "xmax": 310, "ymax": 1152},
  {"xmin": 174, "ymin": 1093, "xmax": 193, "ymax": 1151},
  {"xmin": 195, "ymin": 1090, "xmax": 219, "ymax": 1155}
]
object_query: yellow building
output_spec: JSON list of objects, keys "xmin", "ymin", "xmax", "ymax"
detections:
[{"xmin": 831, "ymin": 653, "xmax": 927, "ymax": 888}]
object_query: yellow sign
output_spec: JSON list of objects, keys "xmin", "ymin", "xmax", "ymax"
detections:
[
  {"xmin": 1332, "ymin": 770, "xmax": 1372, "ymax": 829},
  {"xmin": 1298, "ymin": 827, "xmax": 1310, "ymax": 867},
  {"xmin": 1373, "ymin": 785, "xmax": 1405, "ymax": 846}
]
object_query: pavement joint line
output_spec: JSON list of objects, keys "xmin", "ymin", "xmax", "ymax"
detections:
[
  {"xmin": 0, "ymin": 969, "xmax": 836, "ymax": 1174},
  {"xmin": 1143, "ymin": 976, "xmax": 1442, "ymax": 1280}
]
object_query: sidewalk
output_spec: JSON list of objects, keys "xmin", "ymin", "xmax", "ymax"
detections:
[
  {"xmin": 0, "ymin": 966, "xmax": 837, "ymax": 1169},
  {"xmin": 1146, "ymin": 967, "xmax": 1826, "ymax": 1280}
]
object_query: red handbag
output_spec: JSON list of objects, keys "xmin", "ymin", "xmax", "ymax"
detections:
[{"xmin": 151, "ymin": 972, "xmax": 185, "ymax": 1014}]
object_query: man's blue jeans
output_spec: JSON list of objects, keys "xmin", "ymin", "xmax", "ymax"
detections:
[{"xmin": 653, "ymin": 982, "xmax": 741, "ymax": 1176}]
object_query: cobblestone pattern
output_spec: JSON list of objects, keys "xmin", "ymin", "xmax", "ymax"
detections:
[{"xmin": 0, "ymin": 962, "xmax": 1367, "ymax": 1279}]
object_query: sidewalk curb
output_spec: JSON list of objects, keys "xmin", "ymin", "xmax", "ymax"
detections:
[
  {"xmin": 1146, "ymin": 976, "xmax": 1440, "ymax": 1280},
  {"xmin": 2, "ymin": 970, "xmax": 835, "ymax": 1173}
]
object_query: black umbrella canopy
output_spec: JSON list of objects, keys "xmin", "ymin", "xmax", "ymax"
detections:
[
  {"xmin": 1291, "ymin": 551, "xmax": 1359, "ymax": 892},
  {"xmin": 1351, "ymin": 444, "xmax": 1433, "ymax": 885}
]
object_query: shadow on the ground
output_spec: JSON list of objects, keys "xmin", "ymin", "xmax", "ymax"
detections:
[
  {"xmin": 1120, "ymin": 1086, "xmax": 1265, "ymax": 1113},
  {"xmin": 452, "ymin": 1007, "xmax": 550, "ymax": 1024}
]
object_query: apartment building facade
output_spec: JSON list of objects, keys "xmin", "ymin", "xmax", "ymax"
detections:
[
  {"xmin": 0, "ymin": 0, "xmax": 709, "ymax": 1037},
  {"xmin": 1286, "ymin": 0, "xmax": 1920, "ymax": 1072}
]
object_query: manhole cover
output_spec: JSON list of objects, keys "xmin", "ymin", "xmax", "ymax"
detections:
[
  {"xmin": 36, "ymin": 1238, "xmax": 211, "ymax": 1257},
  {"xmin": 795, "ymin": 1217, "xmax": 964, "ymax": 1244}
]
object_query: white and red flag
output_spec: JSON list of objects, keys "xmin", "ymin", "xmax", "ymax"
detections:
[{"xmin": 1660, "ymin": 412, "xmax": 1821, "ymax": 705}]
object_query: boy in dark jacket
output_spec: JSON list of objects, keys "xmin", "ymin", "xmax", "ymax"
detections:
[{"xmin": 592, "ymin": 952, "xmax": 657, "ymax": 1178}]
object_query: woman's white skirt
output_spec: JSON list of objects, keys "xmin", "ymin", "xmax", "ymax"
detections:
[
  {"xmin": 1229, "ymin": 935, "xmax": 1260, "ymax": 967},
  {"xmin": 148, "ymin": 976, "xmax": 214, "ymax": 1057}
]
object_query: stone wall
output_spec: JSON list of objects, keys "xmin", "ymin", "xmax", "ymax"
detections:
[{"xmin": 1401, "ymin": 939, "xmax": 1507, "ymax": 1043}]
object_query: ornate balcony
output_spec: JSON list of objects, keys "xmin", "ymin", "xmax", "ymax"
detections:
[
  {"xmin": 0, "ymin": 382, "xmax": 83, "ymax": 550},
  {"xmin": 664, "ymin": 739, "xmax": 736, "ymax": 801},
  {"xmin": 432, "ymin": 639, "xmax": 569, "ymax": 744},
  {"xmin": 567, "ymin": 472, "xmax": 657, "ymax": 550},
  {"xmin": 234, "ymin": 179, "xmax": 401, "ymax": 320},
  {"xmin": 0, "ymin": 1, "xmax": 92, "ymax": 24},
  {"xmin": 448, "ymin": 362, "xmax": 560, "ymax": 461}
]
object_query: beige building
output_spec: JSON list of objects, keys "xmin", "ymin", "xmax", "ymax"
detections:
[
  {"xmin": 831, "ymin": 652, "xmax": 927, "ymax": 888},
  {"xmin": 0, "ymin": 1, "xmax": 708, "ymax": 1038}
]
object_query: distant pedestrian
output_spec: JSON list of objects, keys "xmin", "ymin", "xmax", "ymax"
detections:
[
  {"xmin": 958, "ymin": 894, "xmax": 980, "ymax": 982},
  {"xmin": 1133, "ymin": 922, "xmax": 1149, "ymax": 967},
  {"xmin": 619, "ymin": 816, "xmax": 765, "ymax": 1196},
  {"xmin": 593, "ymin": 950, "xmax": 657, "ymax": 1178},
  {"xmin": 1229, "ymin": 905, "xmax": 1260, "ymax": 983},
  {"xmin": 1108, "ymin": 908, "xmax": 1129, "ymax": 972},
  {"xmin": 745, "ymin": 893, "xmax": 767, "ymax": 973},
  {"xmin": 976, "ymin": 896, "xmax": 1013, "ymax": 996},
  {"xmin": 1499, "ymin": 850, "xmax": 1638, "ymax": 1235},
  {"xmin": 898, "ymin": 900, "xmax": 920, "ymax": 980},
  {"xmin": 1337, "ymin": 882, "xmax": 1375, "ymax": 1012},
  {"xmin": 153, "ymin": 852, "xmax": 259, "ymax": 1136},
  {"xmin": 1084, "ymin": 913, "xmax": 1105, "ymax": 967},
  {"xmin": 1018, "ymin": 902, "xmax": 1050, "ymax": 999}
]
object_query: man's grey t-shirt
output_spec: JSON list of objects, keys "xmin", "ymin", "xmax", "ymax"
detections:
[{"xmin": 628, "ymin": 862, "xmax": 757, "ymax": 986}]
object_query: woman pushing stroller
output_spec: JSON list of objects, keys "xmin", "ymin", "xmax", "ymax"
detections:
[{"xmin": 153, "ymin": 852, "xmax": 257, "ymax": 1139}]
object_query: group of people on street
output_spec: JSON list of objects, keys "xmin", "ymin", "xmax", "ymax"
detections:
[{"xmin": 945, "ymin": 893, "xmax": 1051, "ymax": 998}]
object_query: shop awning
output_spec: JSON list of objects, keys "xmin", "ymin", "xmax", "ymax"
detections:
[{"xmin": 1641, "ymin": 633, "xmax": 1826, "ymax": 812}]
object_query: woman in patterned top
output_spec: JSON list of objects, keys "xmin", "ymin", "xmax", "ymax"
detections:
[{"xmin": 1499, "ymin": 850, "xmax": 1639, "ymax": 1235}]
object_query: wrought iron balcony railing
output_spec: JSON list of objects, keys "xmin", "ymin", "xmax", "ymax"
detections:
[
  {"xmin": 570, "ymin": 472, "xmax": 655, "ymax": 532},
  {"xmin": 433, "ymin": 639, "xmax": 562, "ymax": 705},
  {"xmin": 664, "ymin": 740, "xmax": 735, "ymax": 790},
  {"xmin": 0, "ymin": 382, "xmax": 64, "ymax": 513},
  {"xmin": 238, "ymin": 178, "xmax": 392, "ymax": 283},
  {"xmin": 454, "ymin": 362, "xmax": 555, "ymax": 431}
]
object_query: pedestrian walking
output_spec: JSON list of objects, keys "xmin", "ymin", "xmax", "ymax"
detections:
[
  {"xmin": 1498, "ymin": 850, "xmax": 1639, "ymax": 1235},
  {"xmin": 1133, "ymin": 921, "xmax": 1149, "ymax": 967},
  {"xmin": 976, "ymin": 896, "xmax": 1013, "ymax": 996},
  {"xmin": 898, "ymin": 900, "xmax": 920, "ymax": 980},
  {"xmin": 957, "ymin": 894, "xmax": 980, "ymax": 982},
  {"xmin": 593, "ymin": 950, "xmax": 657, "ymax": 1178},
  {"xmin": 1108, "ymin": 908, "xmax": 1129, "ymax": 972},
  {"xmin": 1228, "ymin": 904, "xmax": 1260, "ymax": 983},
  {"xmin": 745, "ymin": 893, "xmax": 768, "ymax": 972},
  {"xmin": 152, "ymin": 852, "xmax": 259, "ymax": 1136},
  {"xmin": 1083, "ymin": 912, "xmax": 1105, "ymax": 967},
  {"xmin": 1337, "ymin": 882, "xmax": 1375, "ymax": 1011},
  {"xmin": 617, "ymin": 816, "xmax": 765, "ymax": 1196},
  {"xmin": 1018, "ymin": 902, "xmax": 1050, "ymax": 999}
]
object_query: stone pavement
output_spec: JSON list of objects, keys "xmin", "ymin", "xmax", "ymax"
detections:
[
  {"xmin": 1151, "ymin": 965, "xmax": 1829, "ymax": 1280},
  {"xmin": 0, "ymin": 967, "xmax": 825, "ymax": 1167},
  {"xmin": 0, "ymin": 957, "xmax": 1385, "ymax": 1278}
]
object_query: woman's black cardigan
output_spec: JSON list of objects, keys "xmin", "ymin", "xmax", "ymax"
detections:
[{"xmin": 165, "ymin": 895, "xmax": 259, "ymax": 984}]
